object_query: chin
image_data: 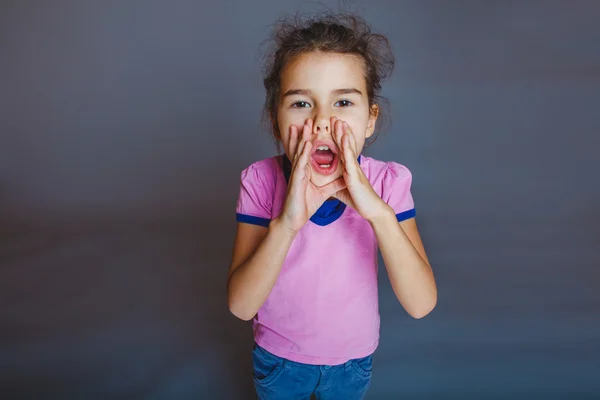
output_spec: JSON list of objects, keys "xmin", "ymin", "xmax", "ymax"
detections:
[{"xmin": 310, "ymin": 167, "xmax": 343, "ymax": 188}]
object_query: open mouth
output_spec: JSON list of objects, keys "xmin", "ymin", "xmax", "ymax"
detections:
[{"xmin": 310, "ymin": 142, "xmax": 339, "ymax": 176}]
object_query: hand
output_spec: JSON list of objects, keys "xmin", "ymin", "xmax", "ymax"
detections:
[
  {"xmin": 277, "ymin": 119, "xmax": 347, "ymax": 233},
  {"xmin": 331, "ymin": 118, "xmax": 392, "ymax": 222}
]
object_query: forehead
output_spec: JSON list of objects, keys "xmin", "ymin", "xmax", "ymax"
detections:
[{"xmin": 280, "ymin": 51, "xmax": 367, "ymax": 93}]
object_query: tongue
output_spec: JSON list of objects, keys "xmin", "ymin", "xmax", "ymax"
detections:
[{"xmin": 313, "ymin": 150, "xmax": 335, "ymax": 165}]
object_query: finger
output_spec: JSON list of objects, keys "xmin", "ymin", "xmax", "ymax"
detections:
[
  {"xmin": 330, "ymin": 116, "xmax": 338, "ymax": 135},
  {"xmin": 342, "ymin": 133, "xmax": 359, "ymax": 175},
  {"xmin": 294, "ymin": 119, "xmax": 312, "ymax": 166},
  {"xmin": 341, "ymin": 132, "xmax": 349, "ymax": 164},
  {"xmin": 292, "ymin": 122, "xmax": 309, "ymax": 167},
  {"xmin": 334, "ymin": 119, "xmax": 344, "ymax": 151},
  {"xmin": 288, "ymin": 140, "xmax": 310, "ymax": 188},
  {"xmin": 302, "ymin": 118, "xmax": 312, "ymax": 143},
  {"xmin": 343, "ymin": 122, "xmax": 358, "ymax": 155},
  {"xmin": 296, "ymin": 140, "xmax": 312, "ymax": 179},
  {"xmin": 306, "ymin": 118, "xmax": 313, "ymax": 135},
  {"xmin": 332, "ymin": 119, "xmax": 345, "ymax": 164},
  {"xmin": 289, "ymin": 125, "xmax": 299, "ymax": 161},
  {"xmin": 287, "ymin": 141, "xmax": 311, "ymax": 202},
  {"xmin": 299, "ymin": 137, "xmax": 312, "ymax": 168}
]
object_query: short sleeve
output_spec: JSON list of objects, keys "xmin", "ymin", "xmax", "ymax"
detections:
[
  {"xmin": 235, "ymin": 161, "xmax": 275, "ymax": 227},
  {"xmin": 381, "ymin": 162, "xmax": 416, "ymax": 222}
]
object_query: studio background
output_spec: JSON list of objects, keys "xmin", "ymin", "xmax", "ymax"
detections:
[{"xmin": 1, "ymin": 1, "xmax": 599, "ymax": 398}]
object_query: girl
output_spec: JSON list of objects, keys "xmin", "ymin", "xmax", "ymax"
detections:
[{"xmin": 227, "ymin": 13, "xmax": 437, "ymax": 400}]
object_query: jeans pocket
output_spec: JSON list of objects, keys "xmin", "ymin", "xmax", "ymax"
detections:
[
  {"xmin": 350, "ymin": 355, "xmax": 373, "ymax": 379},
  {"xmin": 252, "ymin": 345, "xmax": 286, "ymax": 386}
]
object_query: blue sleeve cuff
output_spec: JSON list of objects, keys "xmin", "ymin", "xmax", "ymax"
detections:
[
  {"xmin": 396, "ymin": 208, "xmax": 416, "ymax": 222},
  {"xmin": 236, "ymin": 213, "xmax": 271, "ymax": 227}
]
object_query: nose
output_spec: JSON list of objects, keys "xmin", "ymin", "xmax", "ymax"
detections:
[{"xmin": 312, "ymin": 114, "xmax": 331, "ymax": 136}]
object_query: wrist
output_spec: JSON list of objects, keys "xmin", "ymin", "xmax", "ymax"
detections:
[
  {"xmin": 269, "ymin": 216, "xmax": 301, "ymax": 239},
  {"xmin": 366, "ymin": 203, "xmax": 396, "ymax": 226}
]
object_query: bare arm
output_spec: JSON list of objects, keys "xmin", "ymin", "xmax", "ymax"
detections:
[
  {"xmin": 327, "ymin": 118, "xmax": 437, "ymax": 318},
  {"xmin": 227, "ymin": 219, "xmax": 297, "ymax": 321},
  {"xmin": 369, "ymin": 209, "xmax": 437, "ymax": 319},
  {"xmin": 227, "ymin": 118, "xmax": 346, "ymax": 321}
]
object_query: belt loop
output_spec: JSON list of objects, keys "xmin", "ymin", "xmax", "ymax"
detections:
[
  {"xmin": 344, "ymin": 360, "xmax": 352, "ymax": 372},
  {"xmin": 283, "ymin": 359, "xmax": 292, "ymax": 372}
]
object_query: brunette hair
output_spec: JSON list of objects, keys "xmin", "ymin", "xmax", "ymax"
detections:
[{"xmin": 261, "ymin": 13, "xmax": 395, "ymax": 146}]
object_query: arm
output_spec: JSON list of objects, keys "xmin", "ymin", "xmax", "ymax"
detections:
[
  {"xmin": 227, "ymin": 219, "xmax": 297, "ymax": 321},
  {"xmin": 369, "ymin": 210, "xmax": 437, "ymax": 319},
  {"xmin": 227, "ymin": 118, "xmax": 346, "ymax": 321},
  {"xmin": 329, "ymin": 118, "xmax": 437, "ymax": 318}
]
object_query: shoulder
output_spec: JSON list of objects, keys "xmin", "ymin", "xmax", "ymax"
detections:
[
  {"xmin": 236, "ymin": 156, "xmax": 281, "ymax": 218},
  {"xmin": 362, "ymin": 155, "xmax": 415, "ymax": 216},
  {"xmin": 360, "ymin": 155, "xmax": 412, "ymax": 185},
  {"xmin": 240, "ymin": 155, "xmax": 281, "ymax": 185}
]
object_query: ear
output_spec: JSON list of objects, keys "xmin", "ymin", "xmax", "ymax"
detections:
[{"xmin": 365, "ymin": 104, "xmax": 379, "ymax": 138}]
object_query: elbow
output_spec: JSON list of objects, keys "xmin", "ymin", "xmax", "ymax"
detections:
[
  {"xmin": 226, "ymin": 275, "xmax": 257, "ymax": 321},
  {"xmin": 408, "ymin": 294, "xmax": 437, "ymax": 319},
  {"xmin": 230, "ymin": 306, "xmax": 255, "ymax": 322},
  {"xmin": 228, "ymin": 296, "xmax": 256, "ymax": 322}
]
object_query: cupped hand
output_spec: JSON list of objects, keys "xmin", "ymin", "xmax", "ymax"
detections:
[
  {"xmin": 330, "ymin": 117, "xmax": 390, "ymax": 222},
  {"xmin": 277, "ymin": 119, "xmax": 347, "ymax": 232}
]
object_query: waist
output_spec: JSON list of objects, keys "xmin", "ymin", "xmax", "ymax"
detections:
[
  {"xmin": 253, "ymin": 335, "xmax": 379, "ymax": 365},
  {"xmin": 253, "ymin": 285, "xmax": 380, "ymax": 364}
]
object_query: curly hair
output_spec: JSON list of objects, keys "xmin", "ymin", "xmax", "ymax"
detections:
[{"xmin": 261, "ymin": 13, "xmax": 395, "ymax": 146}]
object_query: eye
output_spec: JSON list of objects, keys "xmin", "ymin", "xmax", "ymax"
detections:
[
  {"xmin": 291, "ymin": 101, "xmax": 311, "ymax": 108},
  {"xmin": 335, "ymin": 100, "xmax": 353, "ymax": 107}
]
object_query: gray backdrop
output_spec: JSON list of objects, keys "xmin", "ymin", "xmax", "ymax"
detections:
[{"xmin": 1, "ymin": 1, "xmax": 599, "ymax": 398}]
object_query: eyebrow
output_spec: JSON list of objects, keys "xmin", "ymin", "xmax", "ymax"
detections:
[{"xmin": 282, "ymin": 88, "xmax": 363, "ymax": 97}]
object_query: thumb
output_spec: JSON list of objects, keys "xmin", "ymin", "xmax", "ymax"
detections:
[
  {"xmin": 320, "ymin": 177, "xmax": 347, "ymax": 199},
  {"xmin": 331, "ymin": 187, "xmax": 356, "ymax": 209}
]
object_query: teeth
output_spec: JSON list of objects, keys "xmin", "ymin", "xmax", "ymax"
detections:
[
  {"xmin": 317, "ymin": 145, "xmax": 330, "ymax": 151},
  {"xmin": 319, "ymin": 164, "xmax": 331, "ymax": 168}
]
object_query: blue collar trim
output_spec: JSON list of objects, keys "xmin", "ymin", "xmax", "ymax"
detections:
[{"xmin": 281, "ymin": 154, "xmax": 361, "ymax": 227}]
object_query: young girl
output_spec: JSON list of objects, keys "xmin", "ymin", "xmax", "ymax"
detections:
[{"xmin": 227, "ymin": 13, "xmax": 437, "ymax": 400}]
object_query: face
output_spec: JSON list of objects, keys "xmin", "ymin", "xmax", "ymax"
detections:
[{"xmin": 275, "ymin": 51, "xmax": 378, "ymax": 187}]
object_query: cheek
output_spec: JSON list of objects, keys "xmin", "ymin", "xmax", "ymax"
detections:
[
  {"xmin": 343, "ymin": 118, "xmax": 369, "ymax": 139},
  {"xmin": 277, "ymin": 112, "xmax": 293, "ymax": 136},
  {"xmin": 276, "ymin": 117, "xmax": 300, "ymax": 158},
  {"xmin": 278, "ymin": 113, "xmax": 309, "ymax": 141}
]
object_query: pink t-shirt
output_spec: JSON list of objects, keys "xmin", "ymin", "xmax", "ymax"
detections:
[{"xmin": 235, "ymin": 154, "xmax": 415, "ymax": 365}]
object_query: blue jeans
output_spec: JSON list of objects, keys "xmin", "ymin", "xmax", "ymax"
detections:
[{"xmin": 252, "ymin": 344, "xmax": 372, "ymax": 400}]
